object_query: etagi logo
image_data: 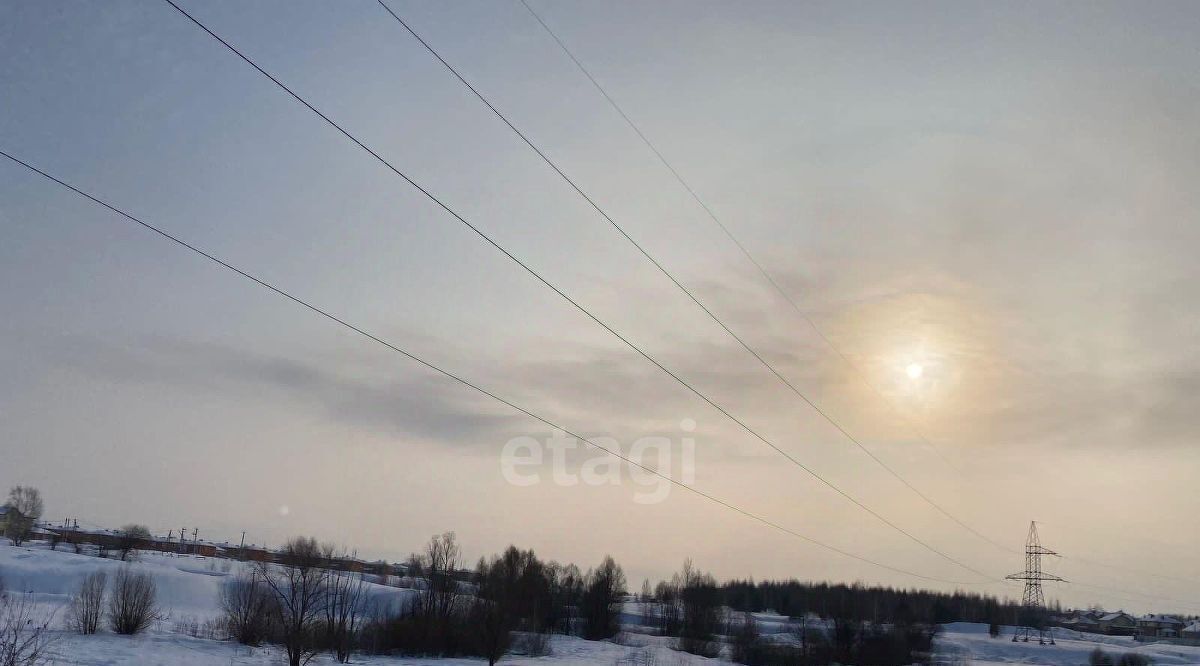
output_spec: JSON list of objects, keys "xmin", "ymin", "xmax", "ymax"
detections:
[{"xmin": 500, "ymin": 419, "xmax": 698, "ymax": 504}]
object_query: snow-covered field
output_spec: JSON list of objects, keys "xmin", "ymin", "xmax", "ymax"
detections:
[
  {"xmin": 935, "ymin": 621, "xmax": 1200, "ymax": 665},
  {"xmin": 0, "ymin": 543, "xmax": 719, "ymax": 665},
  {"xmin": 4, "ymin": 542, "xmax": 1199, "ymax": 665}
]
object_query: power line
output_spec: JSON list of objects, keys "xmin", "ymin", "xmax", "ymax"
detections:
[
  {"xmin": 510, "ymin": 2, "xmax": 1200, "ymax": 605},
  {"xmin": 377, "ymin": 0, "xmax": 1013, "ymax": 559},
  {"xmin": 515, "ymin": 0, "xmax": 1025, "ymax": 557},
  {"xmin": 0, "ymin": 147, "xmax": 978, "ymax": 586},
  {"xmin": 513, "ymin": 0, "xmax": 964, "ymax": 468},
  {"xmin": 160, "ymin": 0, "xmax": 994, "ymax": 582}
]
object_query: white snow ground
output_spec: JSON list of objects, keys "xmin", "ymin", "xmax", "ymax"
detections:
[
  {"xmin": 4, "ymin": 543, "xmax": 1199, "ymax": 665},
  {"xmin": 935, "ymin": 621, "xmax": 1200, "ymax": 665},
  {"xmin": 0, "ymin": 543, "xmax": 719, "ymax": 665}
]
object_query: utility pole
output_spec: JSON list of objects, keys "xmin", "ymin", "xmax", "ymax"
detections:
[{"xmin": 1006, "ymin": 521, "xmax": 1065, "ymax": 644}]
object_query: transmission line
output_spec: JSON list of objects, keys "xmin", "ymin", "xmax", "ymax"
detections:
[
  {"xmin": 159, "ymin": 0, "xmax": 1001, "ymax": 581},
  {"xmin": 515, "ymin": 0, "xmax": 965, "ymax": 464},
  {"xmin": 376, "ymin": 0, "xmax": 1013, "ymax": 559},
  {"xmin": 511, "ymin": 3, "xmax": 1200, "ymax": 605},
  {"xmin": 0, "ymin": 147, "xmax": 979, "ymax": 586}
]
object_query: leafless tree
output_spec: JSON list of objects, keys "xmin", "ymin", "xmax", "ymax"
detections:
[
  {"xmin": 580, "ymin": 555, "xmax": 625, "ymax": 640},
  {"xmin": 220, "ymin": 569, "xmax": 275, "ymax": 646},
  {"xmin": 259, "ymin": 537, "xmax": 330, "ymax": 666},
  {"xmin": 470, "ymin": 595, "xmax": 510, "ymax": 666},
  {"xmin": 108, "ymin": 567, "xmax": 160, "ymax": 635},
  {"xmin": 0, "ymin": 584, "xmax": 57, "ymax": 666},
  {"xmin": 413, "ymin": 532, "xmax": 462, "ymax": 652},
  {"xmin": 731, "ymin": 611, "xmax": 759, "ymax": 664},
  {"xmin": 116, "ymin": 525, "xmax": 151, "ymax": 562},
  {"xmin": 324, "ymin": 564, "xmax": 368, "ymax": 663},
  {"xmin": 677, "ymin": 559, "xmax": 721, "ymax": 657},
  {"xmin": 67, "ymin": 571, "xmax": 107, "ymax": 635},
  {"xmin": 3, "ymin": 487, "xmax": 43, "ymax": 547}
]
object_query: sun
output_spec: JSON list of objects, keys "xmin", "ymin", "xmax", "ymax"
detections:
[{"xmin": 905, "ymin": 363, "xmax": 924, "ymax": 380}]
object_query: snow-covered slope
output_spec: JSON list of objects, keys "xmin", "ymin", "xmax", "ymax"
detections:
[
  {"xmin": 7, "ymin": 543, "xmax": 1198, "ymax": 665},
  {"xmin": 936, "ymin": 621, "xmax": 1200, "ymax": 665},
  {"xmin": 0, "ymin": 543, "xmax": 721, "ymax": 665}
]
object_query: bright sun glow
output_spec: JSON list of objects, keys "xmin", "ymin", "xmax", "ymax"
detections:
[{"xmin": 905, "ymin": 363, "xmax": 924, "ymax": 380}]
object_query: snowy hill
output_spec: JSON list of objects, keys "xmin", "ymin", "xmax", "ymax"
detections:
[
  {"xmin": 936, "ymin": 621, "xmax": 1200, "ymax": 665},
  {"xmin": 0, "ymin": 543, "xmax": 720, "ymax": 665},
  {"xmin": 4, "ymin": 542, "xmax": 1199, "ymax": 665}
]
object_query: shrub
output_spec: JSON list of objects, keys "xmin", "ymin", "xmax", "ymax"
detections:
[
  {"xmin": 220, "ymin": 570, "xmax": 275, "ymax": 646},
  {"xmin": 67, "ymin": 571, "xmax": 107, "ymax": 635},
  {"xmin": 108, "ymin": 568, "xmax": 160, "ymax": 635},
  {"xmin": 1, "ymin": 586, "xmax": 56, "ymax": 665}
]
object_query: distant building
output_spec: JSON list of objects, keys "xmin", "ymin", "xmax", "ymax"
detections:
[
  {"xmin": 1138, "ymin": 614, "xmax": 1185, "ymax": 640},
  {"xmin": 1097, "ymin": 611, "xmax": 1139, "ymax": 636},
  {"xmin": 1058, "ymin": 610, "xmax": 1101, "ymax": 633},
  {"xmin": 1181, "ymin": 621, "xmax": 1200, "ymax": 645}
]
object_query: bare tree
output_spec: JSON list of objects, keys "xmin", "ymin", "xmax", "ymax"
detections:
[
  {"xmin": 580, "ymin": 556, "xmax": 625, "ymax": 640},
  {"xmin": 67, "ymin": 571, "xmax": 107, "ymax": 635},
  {"xmin": 413, "ymin": 532, "xmax": 462, "ymax": 653},
  {"xmin": 108, "ymin": 567, "xmax": 160, "ymax": 635},
  {"xmin": 470, "ymin": 595, "xmax": 511, "ymax": 666},
  {"xmin": 220, "ymin": 569, "xmax": 275, "ymax": 646},
  {"xmin": 677, "ymin": 559, "xmax": 721, "ymax": 657},
  {"xmin": 1, "ymin": 585, "xmax": 56, "ymax": 666},
  {"xmin": 731, "ymin": 612, "xmax": 759, "ymax": 665},
  {"xmin": 259, "ymin": 537, "xmax": 330, "ymax": 666},
  {"xmin": 471, "ymin": 555, "xmax": 513, "ymax": 666},
  {"xmin": 116, "ymin": 525, "xmax": 151, "ymax": 562},
  {"xmin": 324, "ymin": 564, "xmax": 368, "ymax": 663},
  {"xmin": 3, "ymin": 487, "xmax": 43, "ymax": 547}
]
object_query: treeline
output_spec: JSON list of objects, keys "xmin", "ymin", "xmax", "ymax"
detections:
[
  {"xmin": 646, "ymin": 561, "xmax": 947, "ymax": 666},
  {"xmin": 720, "ymin": 579, "xmax": 1035, "ymax": 626},
  {"xmin": 218, "ymin": 532, "xmax": 629, "ymax": 666}
]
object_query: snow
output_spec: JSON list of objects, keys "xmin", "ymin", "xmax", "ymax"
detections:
[
  {"xmin": 935, "ymin": 622, "xmax": 1200, "ymax": 665},
  {"xmin": 5, "ymin": 543, "xmax": 1200, "ymax": 665},
  {"xmin": 0, "ymin": 543, "xmax": 721, "ymax": 665}
]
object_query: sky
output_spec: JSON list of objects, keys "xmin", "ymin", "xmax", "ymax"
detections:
[{"xmin": 2, "ymin": 0, "xmax": 1199, "ymax": 613}]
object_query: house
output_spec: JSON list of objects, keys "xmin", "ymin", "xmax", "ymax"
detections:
[
  {"xmin": 1058, "ymin": 610, "xmax": 1101, "ymax": 634},
  {"xmin": 1184, "ymin": 622, "xmax": 1200, "ymax": 640},
  {"xmin": 1138, "ymin": 614, "xmax": 1185, "ymax": 640},
  {"xmin": 1097, "ymin": 611, "xmax": 1139, "ymax": 636}
]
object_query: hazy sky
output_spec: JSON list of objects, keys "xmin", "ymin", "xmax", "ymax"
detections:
[{"xmin": 2, "ymin": 1, "xmax": 1199, "ymax": 612}]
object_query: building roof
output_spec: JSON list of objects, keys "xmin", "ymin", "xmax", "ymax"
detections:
[
  {"xmin": 1100, "ymin": 611, "xmax": 1135, "ymax": 622},
  {"xmin": 1139, "ymin": 614, "xmax": 1184, "ymax": 625}
]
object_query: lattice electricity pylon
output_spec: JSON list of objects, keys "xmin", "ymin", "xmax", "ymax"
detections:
[{"xmin": 1006, "ymin": 521, "xmax": 1065, "ymax": 644}]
